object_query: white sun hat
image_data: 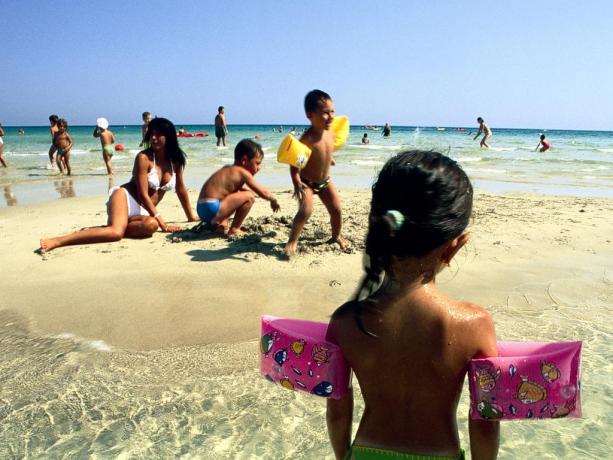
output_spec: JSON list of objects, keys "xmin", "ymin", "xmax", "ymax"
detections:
[{"xmin": 96, "ymin": 117, "xmax": 109, "ymax": 130}]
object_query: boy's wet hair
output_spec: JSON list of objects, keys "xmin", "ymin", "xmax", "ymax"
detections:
[
  {"xmin": 234, "ymin": 139, "xmax": 263, "ymax": 163},
  {"xmin": 477, "ymin": 117, "xmax": 484, "ymax": 123},
  {"xmin": 540, "ymin": 134, "xmax": 546, "ymax": 140},
  {"xmin": 218, "ymin": 106, "xmax": 224, "ymax": 113},
  {"xmin": 351, "ymin": 150, "xmax": 473, "ymax": 336},
  {"xmin": 144, "ymin": 117, "xmax": 187, "ymax": 168},
  {"xmin": 49, "ymin": 115, "xmax": 59, "ymax": 123},
  {"xmin": 142, "ymin": 111, "xmax": 151, "ymax": 119},
  {"xmin": 304, "ymin": 89, "xmax": 332, "ymax": 113},
  {"xmin": 57, "ymin": 118, "xmax": 68, "ymax": 128}
]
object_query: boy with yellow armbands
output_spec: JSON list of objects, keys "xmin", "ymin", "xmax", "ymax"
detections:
[{"xmin": 284, "ymin": 89, "xmax": 351, "ymax": 256}]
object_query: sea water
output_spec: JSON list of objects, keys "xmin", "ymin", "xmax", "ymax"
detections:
[
  {"xmin": 0, "ymin": 280, "xmax": 611, "ymax": 459},
  {"xmin": 1, "ymin": 124, "xmax": 612, "ymax": 208}
]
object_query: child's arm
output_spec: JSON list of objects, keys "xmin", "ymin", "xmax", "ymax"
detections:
[
  {"xmin": 473, "ymin": 127, "xmax": 483, "ymax": 140},
  {"xmin": 93, "ymin": 127, "xmax": 100, "ymax": 138},
  {"xmin": 66, "ymin": 134, "xmax": 73, "ymax": 152},
  {"xmin": 469, "ymin": 418, "xmax": 499, "ymax": 460},
  {"xmin": 243, "ymin": 171, "xmax": 280, "ymax": 212},
  {"xmin": 535, "ymin": 141, "xmax": 541, "ymax": 151},
  {"xmin": 289, "ymin": 166, "xmax": 305, "ymax": 201},
  {"xmin": 327, "ymin": 390, "xmax": 353, "ymax": 460},
  {"xmin": 326, "ymin": 317, "xmax": 353, "ymax": 459},
  {"xmin": 468, "ymin": 312, "xmax": 499, "ymax": 460}
]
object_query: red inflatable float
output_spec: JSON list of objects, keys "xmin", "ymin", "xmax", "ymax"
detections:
[
  {"xmin": 177, "ymin": 132, "xmax": 208, "ymax": 138},
  {"xmin": 114, "ymin": 143, "xmax": 125, "ymax": 151}
]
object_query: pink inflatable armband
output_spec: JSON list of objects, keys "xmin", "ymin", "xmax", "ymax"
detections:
[
  {"xmin": 260, "ymin": 316, "xmax": 350, "ymax": 400},
  {"xmin": 469, "ymin": 341, "xmax": 582, "ymax": 421}
]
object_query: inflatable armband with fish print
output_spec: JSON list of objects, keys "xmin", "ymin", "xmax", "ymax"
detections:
[
  {"xmin": 469, "ymin": 341, "xmax": 582, "ymax": 421},
  {"xmin": 260, "ymin": 316, "xmax": 350, "ymax": 400}
]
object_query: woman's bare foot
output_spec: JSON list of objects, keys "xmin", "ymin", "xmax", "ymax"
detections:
[
  {"xmin": 39, "ymin": 237, "xmax": 61, "ymax": 253},
  {"xmin": 327, "ymin": 236, "xmax": 351, "ymax": 251}
]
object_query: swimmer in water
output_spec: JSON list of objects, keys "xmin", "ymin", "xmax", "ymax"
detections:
[{"xmin": 536, "ymin": 134, "xmax": 551, "ymax": 152}]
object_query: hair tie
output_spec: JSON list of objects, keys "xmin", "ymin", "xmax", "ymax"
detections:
[{"xmin": 385, "ymin": 210, "xmax": 405, "ymax": 231}]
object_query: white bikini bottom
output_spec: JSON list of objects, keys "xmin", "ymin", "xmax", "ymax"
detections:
[{"xmin": 107, "ymin": 186, "xmax": 149, "ymax": 218}]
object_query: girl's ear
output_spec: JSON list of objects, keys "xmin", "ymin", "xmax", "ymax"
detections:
[{"xmin": 441, "ymin": 233, "xmax": 470, "ymax": 266}]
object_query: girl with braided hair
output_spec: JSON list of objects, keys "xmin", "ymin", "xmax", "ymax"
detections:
[{"xmin": 326, "ymin": 151, "xmax": 499, "ymax": 460}]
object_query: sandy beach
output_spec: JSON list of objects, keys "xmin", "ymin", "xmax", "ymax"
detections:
[{"xmin": 1, "ymin": 188, "xmax": 612, "ymax": 458}]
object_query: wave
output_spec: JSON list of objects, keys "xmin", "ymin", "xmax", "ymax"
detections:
[
  {"xmin": 489, "ymin": 147, "xmax": 517, "ymax": 152},
  {"xmin": 7, "ymin": 151, "xmax": 48, "ymax": 157},
  {"xmin": 464, "ymin": 167, "xmax": 507, "ymax": 175},
  {"xmin": 579, "ymin": 166, "xmax": 609, "ymax": 172},
  {"xmin": 352, "ymin": 159, "xmax": 385, "ymax": 166},
  {"xmin": 54, "ymin": 332, "xmax": 113, "ymax": 352},
  {"xmin": 351, "ymin": 144, "xmax": 399, "ymax": 151},
  {"xmin": 457, "ymin": 157, "xmax": 482, "ymax": 163}
]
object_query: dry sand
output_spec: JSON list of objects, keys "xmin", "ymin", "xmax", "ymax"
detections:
[{"xmin": 0, "ymin": 188, "xmax": 611, "ymax": 351}]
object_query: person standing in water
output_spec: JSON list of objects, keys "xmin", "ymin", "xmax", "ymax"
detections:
[
  {"xmin": 215, "ymin": 106, "xmax": 228, "ymax": 147},
  {"xmin": 473, "ymin": 117, "xmax": 492, "ymax": 149},
  {"xmin": 48, "ymin": 114, "xmax": 60, "ymax": 167},
  {"xmin": 139, "ymin": 111, "xmax": 152, "ymax": 147},
  {"xmin": 536, "ymin": 134, "xmax": 551, "ymax": 152},
  {"xmin": 0, "ymin": 123, "xmax": 7, "ymax": 168},
  {"xmin": 382, "ymin": 123, "xmax": 391, "ymax": 137},
  {"xmin": 93, "ymin": 117, "xmax": 116, "ymax": 175}
]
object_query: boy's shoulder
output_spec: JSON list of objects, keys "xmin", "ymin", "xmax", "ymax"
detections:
[
  {"xmin": 216, "ymin": 164, "xmax": 245, "ymax": 178},
  {"xmin": 300, "ymin": 127, "xmax": 329, "ymax": 145}
]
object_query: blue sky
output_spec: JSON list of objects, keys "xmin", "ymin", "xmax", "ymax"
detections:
[{"xmin": 2, "ymin": 0, "xmax": 612, "ymax": 129}]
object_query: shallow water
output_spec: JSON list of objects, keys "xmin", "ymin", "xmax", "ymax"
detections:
[
  {"xmin": 1, "ymin": 124, "xmax": 613, "ymax": 208},
  {"xmin": 1, "ymin": 266, "xmax": 611, "ymax": 459}
]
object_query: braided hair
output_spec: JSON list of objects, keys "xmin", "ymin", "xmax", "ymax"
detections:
[{"xmin": 353, "ymin": 150, "xmax": 473, "ymax": 336}]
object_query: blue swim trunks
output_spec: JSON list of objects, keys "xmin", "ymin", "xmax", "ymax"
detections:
[{"xmin": 197, "ymin": 198, "xmax": 221, "ymax": 224}]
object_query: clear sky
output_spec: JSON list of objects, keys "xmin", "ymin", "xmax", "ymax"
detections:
[{"xmin": 2, "ymin": 0, "xmax": 613, "ymax": 129}]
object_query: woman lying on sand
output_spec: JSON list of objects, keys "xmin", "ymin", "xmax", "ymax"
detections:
[{"xmin": 39, "ymin": 118, "xmax": 198, "ymax": 253}]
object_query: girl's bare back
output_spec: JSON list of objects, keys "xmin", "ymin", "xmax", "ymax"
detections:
[{"xmin": 330, "ymin": 283, "xmax": 495, "ymax": 455}]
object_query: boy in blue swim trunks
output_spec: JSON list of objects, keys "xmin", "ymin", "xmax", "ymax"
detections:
[{"xmin": 196, "ymin": 139, "xmax": 280, "ymax": 236}]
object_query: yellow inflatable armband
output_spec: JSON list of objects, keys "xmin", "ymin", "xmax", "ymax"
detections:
[
  {"xmin": 331, "ymin": 115, "xmax": 349, "ymax": 151},
  {"xmin": 277, "ymin": 134, "xmax": 312, "ymax": 169},
  {"xmin": 277, "ymin": 116, "xmax": 349, "ymax": 169}
]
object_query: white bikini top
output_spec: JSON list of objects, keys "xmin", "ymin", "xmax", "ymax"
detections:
[{"xmin": 147, "ymin": 154, "xmax": 176, "ymax": 192}]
